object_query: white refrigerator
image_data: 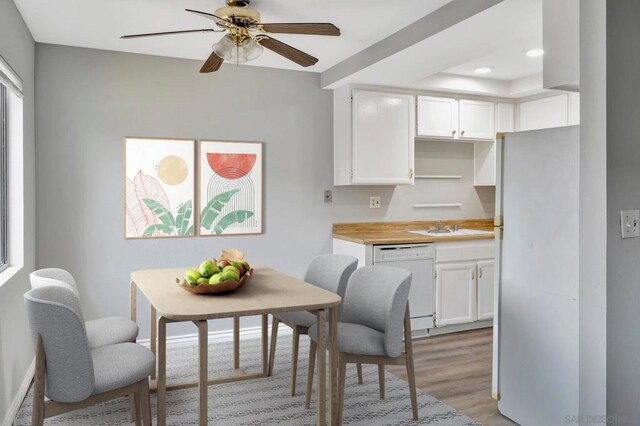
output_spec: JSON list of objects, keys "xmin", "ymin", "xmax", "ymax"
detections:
[{"xmin": 493, "ymin": 125, "xmax": 580, "ymax": 425}]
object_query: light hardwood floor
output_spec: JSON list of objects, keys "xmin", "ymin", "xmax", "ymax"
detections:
[{"xmin": 387, "ymin": 327, "xmax": 516, "ymax": 426}]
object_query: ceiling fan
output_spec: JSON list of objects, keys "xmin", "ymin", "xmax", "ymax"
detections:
[{"xmin": 121, "ymin": 0, "xmax": 341, "ymax": 73}]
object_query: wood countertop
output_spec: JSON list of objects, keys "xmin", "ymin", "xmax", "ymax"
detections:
[{"xmin": 333, "ymin": 219, "xmax": 495, "ymax": 245}]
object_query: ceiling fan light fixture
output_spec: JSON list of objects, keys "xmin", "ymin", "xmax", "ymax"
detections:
[
  {"xmin": 241, "ymin": 37, "xmax": 264, "ymax": 61},
  {"xmin": 212, "ymin": 34, "xmax": 236, "ymax": 60}
]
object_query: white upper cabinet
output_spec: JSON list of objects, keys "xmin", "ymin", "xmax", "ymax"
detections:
[
  {"xmin": 334, "ymin": 87, "xmax": 415, "ymax": 186},
  {"xmin": 417, "ymin": 96, "xmax": 498, "ymax": 140},
  {"xmin": 417, "ymin": 96, "xmax": 459, "ymax": 138},
  {"xmin": 495, "ymin": 102, "xmax": 515, "ymax": 133},
  {"xmin": 517, "ymin": 94, "xmax": 569, "ymax": 131},
  {"xmin": 459, "ymin": 99, "xmax": 495, "ymax": 140}
]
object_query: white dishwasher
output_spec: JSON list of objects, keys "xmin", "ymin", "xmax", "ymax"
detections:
[{"xmin": 373, "ymin": 244, "xmax": 435, "ymax": 331}]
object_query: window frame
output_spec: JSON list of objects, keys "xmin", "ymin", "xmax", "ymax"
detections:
[{"xmin": 0, "ymin": 84, "xmax": 7, "ymax": 273}]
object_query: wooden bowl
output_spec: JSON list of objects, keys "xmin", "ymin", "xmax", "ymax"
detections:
[{"xmin": 176, "ymin": 269, "xmax": 253, "ymax": 295}]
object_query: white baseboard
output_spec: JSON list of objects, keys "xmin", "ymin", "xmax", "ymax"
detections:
[
  {"xmin": 3, "ymin": 323, "xmax": 290, "ymax": 426},
  {"xmin": 2, "ymin": 358, "xmax": 35, "ymax": 426}
]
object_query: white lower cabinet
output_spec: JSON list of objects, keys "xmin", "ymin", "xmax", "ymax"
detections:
[
  {"xmin": 435, "ymin": 242, "xmax": 495, "ymax": 327},
  {"xmin": 435, "ymin": 262, "xmax": 477, "ymax": 326},
  {"xmin": 476, "ymin": 260, "xmax": 495, "ymax": 320}
]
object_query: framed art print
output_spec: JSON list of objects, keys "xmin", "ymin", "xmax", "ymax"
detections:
[
  {"xmin": 198, "ymin": 140, "xmax": 263, "ymax": 236},
  {"xmin": 125, "ymin": 137, "xmax": 195, "ymax": 239}
]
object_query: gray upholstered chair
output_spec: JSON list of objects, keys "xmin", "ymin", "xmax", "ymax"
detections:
[
  {"xmin": 268, "ymin": 254, "xmax": 358, "ymax": 395},
  {"xmin": 25, "ymin": 285, "xmax": 155, "ymax": 426},
  {"xmin": 306, "ymin": 265, "xmax": 418, "ymax": 423},
  {"xmin": 30, "ymin": 268, "xmax": 138, "ymax": 348}
]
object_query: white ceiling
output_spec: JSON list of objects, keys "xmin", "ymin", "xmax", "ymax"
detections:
[
  {"xmin": 321, "ymin": 0, "xmax": 545, "ymax": 97},
  {"xmin": 445, "ymin": 45, "xmax": 543, "ymax": 81},
  {"xmin": 14, "ymin": 0, "xmax": 453, "ymax": 72}
]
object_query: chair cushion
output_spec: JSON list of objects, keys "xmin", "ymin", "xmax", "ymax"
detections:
[
  {"xmin": 92, "ymin": 343, "xmax": 155, "ymax": 395},
  {"xmin": 274, "ymin": 311, "xmax": 316, "ymax": 328},
  {"xmin": 308, "ymin": 322, "xmax": 386, "ymax": 357},
  {"xmin": 85, "ymin": 316, "xmax": 139, "ymax": 349}
]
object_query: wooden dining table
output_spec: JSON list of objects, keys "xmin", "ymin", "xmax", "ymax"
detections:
[{"xmin": 129, "ymin": 266, "xmax": 341, "ymax": 426}]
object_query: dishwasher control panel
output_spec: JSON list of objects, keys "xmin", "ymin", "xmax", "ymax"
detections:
[{"xmin": 373, "ymin": 244, "xmax": 434, "ymax": 263}]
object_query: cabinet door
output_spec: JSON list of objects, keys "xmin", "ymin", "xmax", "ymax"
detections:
[
  {"xmin": 459, "ymin": 99, "xmax": 495, "ymax": 140},
  {"xmin": 517, "ymin": 95, "xmax": 568, "ymax": 131},
  {"xmin": 477, "ymin": 260, "xmax": 495, "ymax": 321},
  {"xmin": 352, "ymin": 90, "xmax": 414, "ymax": 184},
  {"xmin": 435, "ymin": 262, "xmax": 477, "ymax": 326},
  {"xmin": 417, "ymin": 96, "xmax": 458, "ymax": 138},
  {"xmin": 495, "ymin": 102, "xmax": 515, "ymax": 133}
]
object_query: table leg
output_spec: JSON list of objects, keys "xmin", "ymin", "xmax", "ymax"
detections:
[
  {"xmin": 196, "ymin": 320, "xmax": 209, "ymax": 426},
  {"xmin": 157, "ymin": 316, "xmax": 167, "ymax": 426},
  {"xmin": 233, "ymin": 317, "xmax": 240, "ymax": 370},
  {"xmin": 129, "ymin": 281, "xmax": 136, "ymax": 324},
  {"xmin": 262, "ymin": 314, "xmax": 268, "ymax": 376},
  {"xmin": 316, "ymin": 309, "xmax": 327, "ymax": 426},
  {"xmin": 150, "ymin": 305, "xmax": 157, "ymax": 380},
  {"xmin": 329, "ymin": 307, "xmax": 338, "ymax": 426}
]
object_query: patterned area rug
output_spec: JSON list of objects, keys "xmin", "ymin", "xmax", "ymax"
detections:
[{"xmin": 15, "ymin": 334, "xmax": 478, "ymax": 425}]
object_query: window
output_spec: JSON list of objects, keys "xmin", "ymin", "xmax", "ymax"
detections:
[
  {"xmin": 0, "ymin": 84, "xmax": 6, "ymax": 272},
  {"xmin": 0, "ymin": 54, "xmax": 24, "ymax": 281}
]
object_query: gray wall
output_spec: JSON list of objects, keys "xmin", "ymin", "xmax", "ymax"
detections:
[
  {"xmin": 0, "ymin": 0, "xmax": 36, "ymax": 421},
  {"xmin": 607, "ymin": 0, "xmax": 640, "ymax": 423},
  {"xmin": 579, "ymin": 0, "xmax": 607, "ymax": 419},
  {"xmin": 34, "ymin": 43, "xmax": 493, "ymax": 340}
]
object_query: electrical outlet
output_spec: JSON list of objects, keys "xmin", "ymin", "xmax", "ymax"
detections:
[
  {"xmin": 370, "ymin": 196, "xmax": 381, "ymax": 209},
  {"xmin": 620, "ymin": 210, "xmax": 640, "ymax": 238},
  {"xmin": 324, "ymin": 190, "xmax": 332, "ymax": 203}
]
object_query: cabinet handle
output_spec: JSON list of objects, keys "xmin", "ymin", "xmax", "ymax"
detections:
[
  {"xmin": 409, "ymin": 168, "xmax": 413, "ymax": 178},
  {"xmin": 479, "ymin": 267, "xmax": 483, "ymax": 279},
  {"xmin": 472, "ymin": 269, "xmax": 475, "ymax": 280},
  {"xmin": 452, "ymin": 130, "xmax": 456, "ymax": 136},
  {"xmin": 461, "ymin": 130, "xmax": 465, "ymax": 137}
]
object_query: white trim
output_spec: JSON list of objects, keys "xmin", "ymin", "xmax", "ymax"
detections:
[
  {"xmin": 2, "ymin": 358, "xmax": 34, "ymax": 426},
  {"xmin": 0, "ymin": 55, "xmax": 23, "ymax": 97},
  {"xmin": 3, "ymin": 323, "xmax": 290, "ymax": 426},
  {"xmin": 413, "ymin": 203, "xmax": 462, "ymax": 208}
]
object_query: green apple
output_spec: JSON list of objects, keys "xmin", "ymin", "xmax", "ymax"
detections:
[
  {"xmin": 184, "ymin": 269, "xmax": 202, "ymax": 285},
  {"xmin": 198, "ymin": 260, "xmax": 219, "ymax": 278},
  {"xmin": 196, "ymin": 277, "xmax": 209, "ymax": 286},
  {"xmin": 220, "ymin": 269, "xmax": 240, "ymax": 282},
  {"xmin": 209, "ymin": 274, "xmax": 222, "ymax": 285}
]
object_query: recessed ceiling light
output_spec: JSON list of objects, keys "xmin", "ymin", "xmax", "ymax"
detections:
[
  {"xmin": 474, "ymin": 67, "xmax": 493, "ymax": 74},
  {"xmin": 526, "ymin": 49, "xmax": 544, "ymax": 58}
]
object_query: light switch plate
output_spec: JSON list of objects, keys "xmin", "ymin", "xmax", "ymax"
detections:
[
  {"xmin": 620, "ymin": 210, "xmax": 640, "ymax": 238},
  {"xmin": 370, "ymin": 196, "xmax": 381, "ymax": 209},
  {"xmin": 324, "ymin": 190, "xmax": 332, "ymax": 203}
]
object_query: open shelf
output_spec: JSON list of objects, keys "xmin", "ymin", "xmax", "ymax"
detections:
[{"xmin": 415, "ymin": 175, "xmax": 462, "ymax": 180}]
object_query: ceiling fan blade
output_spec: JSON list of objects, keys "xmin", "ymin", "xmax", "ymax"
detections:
[
  {"xmin": 200, "ymin": 51, "xmax": 224, "ymax": 73},
  {"xmin": 259, "ymin": 23, "xmax": 340, "ymax": 36},
  {"xmin": 257, "ymin": 36, "xmax": 318, "ymax": 67},
  {"xmin": 120, "ymin": 29, "xmax": 216, "ymax": 39},
  {"xmin": 186, "ymin": 9, "xmax": 230, "ymax": 26}
]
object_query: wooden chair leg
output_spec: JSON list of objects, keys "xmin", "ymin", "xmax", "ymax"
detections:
[
  {"xmin": 32, "ymin": 335, "xmax": 45, "ymax": 426},
  {"xmin": 290, "ymin": 327, "xmax": 300, "ymax": 396},
  {"xmin": 378, "ymin": 364, "xmax": 385, "ymax": 400},
  {"xmin": 129, "ymin": 392, "xmax": 141, "ymax": 426},
  {"xmin": 404, "ymin": 305, "xmax": 418, "ymax": 420},
  {"xmin": 268, "ymin": 317, "xmax": 280, "ymax": 376},
  {"xmin": 356, "ymin": 363, "xmax": 363, "ymax": 384},
  {"xmin": 138, "ymin": 379, "xmax": 151, "ymax": 426},
  {"xmin": 337, "ymin": 357, "xmax": 347, "ymax": 426},
  {"xmin": 305, "ymin": 340, "xmax": 317, "ymax": 409}
]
